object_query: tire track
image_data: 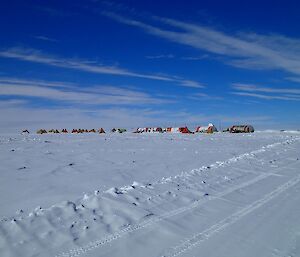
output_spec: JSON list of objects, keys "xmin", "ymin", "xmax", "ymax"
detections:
[
  {"xmin": 56, "ymin": 173, "xmax": 271, "ymax": 257},
  {"xmin": 54, "ymin": 137, "xmax": 300, "ymax": 257},
  {"xmin": 162, "ymin": 171, "xmax": 300, "ymax": 257}
]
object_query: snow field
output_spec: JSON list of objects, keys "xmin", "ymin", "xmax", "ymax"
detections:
[
  {"xmin": 0, "ymin": 132, "xmax": 295, "ymax": 217},
  {"xmin": 0, "ymin": 132, "xmax": 300, "ymax": 257}
]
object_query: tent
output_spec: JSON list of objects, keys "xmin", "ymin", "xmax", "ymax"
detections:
[
  {"xmin": 133, "ymin": 128, "xmax": 144, "ymax": 133},
  {"xmin": 178, "ymin": 127, "xmax": 192, "ymax": 133},
  {"xmin": 229, "ymin": 125, "xmax": 254, "ymax": 133},
  {"xmin": 136, "ymin": 127, "xmax": 163, "ymax": 133},
  {"xmin": 37, "ymin": 129, "xmax": 47, "ymax": 134},
  {"xmin": 98, "ymin": 128, "xmax": 105, "ymax": 134},
  {"xmin": 164, "ymin": 127, "xmax": 192, "ymax": 134},
  {"xmin": 111, "ymin": 128, "xmax": 127, "ymax": 133},
  {"xmin": 21, "ymin": 129, "xmax": 30, "ymax": 134},
  {"xmin": 195, "ymin": 123, "xmax": 218, "ymax": 133}
]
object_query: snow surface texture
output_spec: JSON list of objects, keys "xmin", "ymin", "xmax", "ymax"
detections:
[{"xmin": 0, "ymin": 131, "xmax": 300, "ymax": 257}]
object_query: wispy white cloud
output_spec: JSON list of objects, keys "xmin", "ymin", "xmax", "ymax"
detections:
[
  {"xmin": 0, "ymin": 78, "xmax": 172, "ymax": 105},
  {"xmin": 188, "ymin": 92, "xmax": 223, "ymax": 101},
  {"xmin": 232, "ymin": 83, "xmax": 300, "ymax": 101},
  {"xmin": 146, "ymin": 54, "xmax": 209, "ymax": 61},
  {"xmin": 0, "ymin": 47, "xmax": 170, "ymax": 80},
  {"xmin": 145, "ymin": 54, "xmax": 175, "ymax": 59},
  {"xmin": 34, "ymin": 35, "xmax": 58, "ymax": 42},
  {"xmin": 232, "ymin": 83, "xmax": 300, "ymax": 94},
  {"xmin": 102, "ymin": 12, "xmax": 300, "ymax": 76},
  {"xmin": 180, "ymin": 80, "xmax": 205, "ymax": 88},
  {"xmin": 0, "ymin": 47, "xmax": 203, "ymax": 88},
  {"xmin": 0, "ymin": 99, "xmax": 29, "ymax": 107},
  {"xmin": 232, "ymin": 92, "xmax": 300, "ymax": 101},
  {"xmin": 181, "ymin": 55, "xmax": 209, "ymax": 61},
  {"xmin": 0, "ymin": 78, "xmax": 75, "ymax": 88},
  {"xmin": 286, "ymin": 77, "xmax": 300, "ymax": 83}
]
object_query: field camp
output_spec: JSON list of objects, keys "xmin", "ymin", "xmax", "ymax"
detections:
[
  {"xmin": 24, "ymin": 124, "xmax": 255, "ymax": 135},
  {"xmin": 2, "ymin": 1, "xmax": 300, "ymax": 257}
]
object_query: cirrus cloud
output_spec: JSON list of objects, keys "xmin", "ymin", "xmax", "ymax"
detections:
[
  {"xmin": 0, "ymin": 47, "xmax": 203, "ymax": 88},
  {"xmin": 102, "ymin": 12, "xmax": 300, "ymax": 76},
  {"xmin": 232, "ymin": 83, "xmax": 300, "ymax": 101},
  {"xmin": 0, "ymin": 78, "xmax": 173, "ymax": 106}
]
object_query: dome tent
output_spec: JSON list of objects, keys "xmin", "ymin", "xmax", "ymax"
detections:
[{"xmin": 195, "ymin": 123, "xmax": 218, "ymax": 133}]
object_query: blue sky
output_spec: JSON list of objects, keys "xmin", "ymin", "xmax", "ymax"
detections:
[{"xmin": 1, "ymin": 0, "xmax": 300, "ymax": 131}]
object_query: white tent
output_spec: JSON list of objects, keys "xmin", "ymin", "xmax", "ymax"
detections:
[{"xmin": 195, "ymin": 123, "xmax": 218, "ymax": 133}]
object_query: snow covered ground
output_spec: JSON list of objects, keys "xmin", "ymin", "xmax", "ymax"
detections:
[{"xmin": 0, "ymin": 131, "xmax": 300, "ymax": 257}]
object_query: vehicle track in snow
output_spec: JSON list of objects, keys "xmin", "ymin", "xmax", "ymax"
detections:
[
  {"xmin": 161, "ymin": 167, "xmax": 300, "ymax": 257},
  {"xmin": 54, "ymin": 137, "xmax": 300, "ymax": 257}
]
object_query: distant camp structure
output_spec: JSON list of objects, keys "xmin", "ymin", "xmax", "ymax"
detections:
[
  {"xmin": 134, "ymin": 127, "xmax": 163, "ymax": 133},
  {"xmin": 111, "ymin": 128, "xmax": 127, "ymax": 133},
  {"xmin": 70, "ymin": 128, "xmax": 105, "ymax": 134},
  {"xmin": 48, "ymin": 129, "xmax": 60, "ymax": 133},
  {"xmin": 134, "ymin": 127, "xmax": 192, "ymax": 134},
  {"xmin": 37, "ymin": 129, "xmax": 47, "ymax": 134},
  {"xmin": 98, "ymin": 128, "xmax": 105, "ymax": 134},
  {"xmin": 21, "ymin": 129, "xmax": 30, "ymax": 134},
  {"xmin": 133, "ymin": 128, "xmax": 144, "ymax": 133},
  {"xmin": 225, "ymin": 125, "xmax": 255, "ymax": 133},
  {"xmin": 164, "ymin": 127, "xmax": 193, "ymax": 134},
  {"xmin": 195, "ymin": 123, "xmax": 218, "ymax": 134}
]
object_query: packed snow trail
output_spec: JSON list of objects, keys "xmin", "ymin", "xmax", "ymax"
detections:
[{"xmin": 162, "ymin": 165, "xmax": 300, "ymax": 257}]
